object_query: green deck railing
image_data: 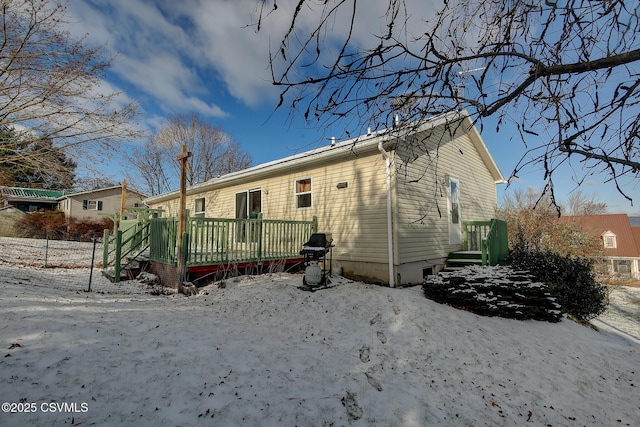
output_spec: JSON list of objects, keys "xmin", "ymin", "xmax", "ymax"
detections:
[
  {"xmin": 102, "ymin": 209, "xmax": 163, "ymax": 282},
  {"xmin": 102, "ymin": 221, "xmax": 152, "ymax": 282},
  {"xmin": 463, "ymin": 219, "xmax": 509, "ymax": 266},
  {"xmin": 463, "ymin": 221, "xmax": 491, "ymax": 251},
  {"xmin": 148, "ymin": 214, "xmax": 318, "ymax": 268},
  {"xmin": 149, "ymin": 216, "xmax": 178, "ymax": 264}
]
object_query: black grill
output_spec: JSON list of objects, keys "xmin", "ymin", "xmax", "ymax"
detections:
[{"xmin": 300, "ymin": 232, "xmax": 333, "ymax": 259}]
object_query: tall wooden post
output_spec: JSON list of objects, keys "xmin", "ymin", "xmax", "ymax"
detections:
[
  {"xmin": 120, "ymin": 179, "xmax": 127, "ymax": 217},
  {"xmin": 176, "ymin": 144, "xmax": 192, "ymax": 288}
]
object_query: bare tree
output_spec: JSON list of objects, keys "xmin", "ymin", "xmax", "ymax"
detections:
[
  {"xmin": 128, "ymin": 113, "xmax": 253, "ymax": 195},
  {"xmin": 258, "ymin": 0, "xmax": 640, "ymax": 204},
  {"xmin": 0, "ymin": 0, "xmax": 141, "ymax": 181},
  {"xmin": 497, "ymin": 188, "xmax": 604, "ymax": 258},
  {"xmin": 127, "ymin": 138, "xmax": 173, "ymax": 197},
  {"xmin": 72, "ymin": 177, "xmax": 118, "ymax": 193},
  {"xmin": 565, "ymin": 189, "xmax": 608, "ymax": 216}
]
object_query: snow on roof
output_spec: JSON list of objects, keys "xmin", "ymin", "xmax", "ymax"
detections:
[{"xmin": 0, "ymin": 186, "xmax": 65, "ymax": 200}]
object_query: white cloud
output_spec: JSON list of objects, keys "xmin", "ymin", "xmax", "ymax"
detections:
[
  {"xmin": 65, "ymin": 0, "xmax": 440, "ymax": 115},
  {"xmin": 67, "ymin": 0, "xmax": 227, "ymax": 118}
]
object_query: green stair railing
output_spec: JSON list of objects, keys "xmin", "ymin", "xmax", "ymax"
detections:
[
  {"xmin": 102, "ymin": 221, "xmax": 151, "ymax": 282},
  {"xmin": 463, "ymin": 219, "xmax": 509, "ymax": 266}
]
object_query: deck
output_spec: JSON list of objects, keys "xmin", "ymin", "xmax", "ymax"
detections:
[{"xmin": 103, "ymin": 213, "xmax": 318, "ymax": 284}]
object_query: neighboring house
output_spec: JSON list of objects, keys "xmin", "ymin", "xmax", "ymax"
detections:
[
  {"xmin": 0, "ymin": 185, "xmax": 147, "ymax": 221},
  {"xmin": 57, "ymin": 185, "xmax": 147, "ymax": 221},
  {"xmin": 145, "ymin": 110, "xmax": 506, "ymax": 286},
  {"xmin": 0, "ymin": 186, "xmax": 65, "ymax": 212},
  {"xmin": 558, "ymin": 214, "xmax": 640, "ymax": 279}
]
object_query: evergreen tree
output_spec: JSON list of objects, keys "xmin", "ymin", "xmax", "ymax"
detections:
[{"xmin": 0, "ymin": 126, "xmax": 76, "ymax": 189}]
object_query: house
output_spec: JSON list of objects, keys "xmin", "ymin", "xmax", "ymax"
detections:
[
  {"xmin": 56, "ymin": 185, "xmax": 147, "ymax": 221},
  {"xmin": 0, "ymin": 184, "xmax": 147, "ymax": 225},
  {"xmin": 557, "ymin": 214, "xmax": 640, "ymax": 279},
  {"xmin": 0, "ymin": 186, "xmax": 66, "ymax": 212},
  {"xmin": 144, "ymin": 110, "xmax": 506, "ymax": 286}
]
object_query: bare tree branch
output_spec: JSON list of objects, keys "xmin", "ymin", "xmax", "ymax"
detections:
[
  {"xmin": 0, "ymin": 0, "xmax": 142, "ymax": 179},
  {"xmin": 128, "ymin": 113, "xmax": 253, "ymax": 196},
  {"xmin": 258, "ymin": 0, "xmax": 640, "ymax": 204}
]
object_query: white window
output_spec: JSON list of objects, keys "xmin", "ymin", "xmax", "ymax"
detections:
[
  {"xmin": 602, "ymin": 231, "xmax": 617, "ymax": 249},
  {"xmin": 194, "ymin": 197, "xmax": 205, "ymax": 218},
  {"xmin": 82, "ymin": 200, "xmax": 103, "ymax": 210},
  {"xmin": 295, "ymin": 178, "xmax": 312, "ymax": 209}
]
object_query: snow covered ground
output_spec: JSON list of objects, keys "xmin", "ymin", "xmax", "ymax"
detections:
[{"xmin": 0, "ymin": 264, "xmax": 639, "ymax": 426}]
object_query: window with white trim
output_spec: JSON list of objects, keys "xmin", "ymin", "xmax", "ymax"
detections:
[
  {"xmin": 194, "ymin": 197, "xmax": 205, "ymax": 217},
  {"xmin": 602, "ymin": 231, "xmax": 617, "ymax": 249},
  {"xmin": 82, "ymin": 200, "xmax": 103, "ymax": 211},
  {"xmin": 295, "ymin": 178, "xmax": 312, "ymax": 209}
]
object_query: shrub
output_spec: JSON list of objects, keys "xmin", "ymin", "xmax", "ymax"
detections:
[
  {"xmin": 16, "ymin": 210, "xmax": 113, "ymax": 242},
  {"xmin": 509, "ymin": 246, "xmax": 608, "ymax": 321},
  {"xmin": 423, "ymin": 265, "xmax": 563, "ymax": 322},
  {"xmin": 18, "ymin": 210, "xmax": 67, "ymax": 239},
  {"xmin": 67, "ymin": 217, "xmax": 113, "ymax": 241}
]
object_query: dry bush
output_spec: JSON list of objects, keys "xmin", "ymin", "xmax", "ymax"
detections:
[
  {"xmin": 67, "ymin": 217, "xmax": 114, "ymax": 242},
  {"xmin": 17, "ymin": 210, "xmax": 113, "ymax": 241},
  {"xmin": 17, "ymin": 210, "xmax": 67, "ymax": 239}
]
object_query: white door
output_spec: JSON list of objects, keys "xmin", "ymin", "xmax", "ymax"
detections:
[{"xmin": 448, "ymin": 177, "xmax": 461, "ymax": 245}]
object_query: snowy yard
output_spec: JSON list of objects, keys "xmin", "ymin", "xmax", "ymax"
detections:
[
  {"xmin": 0, "ymin": 236, "xmax": 99, "ymax": 269},
  {"xmin": 0, "ymin": 242, "xmax": 639, "ymax": 426}
]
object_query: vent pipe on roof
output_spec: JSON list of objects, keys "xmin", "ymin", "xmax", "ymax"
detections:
[{"xmin": 330, "ymin": 136, "xmax": 336, "ymax": 146}]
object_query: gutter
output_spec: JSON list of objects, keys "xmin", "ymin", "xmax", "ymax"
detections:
[{"xmin": 378, "ymin": 139, "xmax": 396, "ymax": 288}]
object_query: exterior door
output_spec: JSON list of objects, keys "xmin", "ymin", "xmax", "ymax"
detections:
[
  {"xmin": 448, "ymin": 177, "xmax": 461, "ymax": 245},
  {"xmin": 235, "ymin": 192, "xmax": 248, "ymax": 242},
  {"xmin": 235, "ymin": 189, "xmax": 262, "ymax": 242}
]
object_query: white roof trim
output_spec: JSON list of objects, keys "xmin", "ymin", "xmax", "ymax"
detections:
[{"xmin": 58, "ymin": 185, "xmax": 147, "ymax": 200}]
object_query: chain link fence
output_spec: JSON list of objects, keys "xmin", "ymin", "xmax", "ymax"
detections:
[{"xmin": 0, "ymin": 236, "xmax": 167, "ymax": 295}]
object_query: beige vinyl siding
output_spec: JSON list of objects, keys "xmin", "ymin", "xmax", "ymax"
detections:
[
  {"xmin": 147, "ymin": 151, "xmax": 391, "ymax": 264},
  {"xmin": 393, "ymin": 123, "xmax": 498, "ymax": 264}
]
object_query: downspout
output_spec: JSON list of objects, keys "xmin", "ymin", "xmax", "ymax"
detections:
[{"xmin": 378, "ymin": 140, "xmax": 395, "ymax": 287}]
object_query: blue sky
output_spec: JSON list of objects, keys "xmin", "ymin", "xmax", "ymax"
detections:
[{"xmin": 65, "ymin": 0, "xmax": 639, "ymax": 215}]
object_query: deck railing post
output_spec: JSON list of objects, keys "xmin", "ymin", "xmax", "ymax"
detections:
[
  {"xmin": 257, "ymin": 213, "xmax": 263, "ymax": 262},
  {"xmin": 114, "ymin": 230, "xmax": 123, "ymax": 283},
  {"xmin": 102, "ymin": 229, "xmax": 110, "ymax": 271},
  {"xmin": 463, "ymin": 223, "xmax": 469, "ymax": 251},
  {"xmin": 481, "ymin": 239, "xmax": 488, "ymax": 266}
]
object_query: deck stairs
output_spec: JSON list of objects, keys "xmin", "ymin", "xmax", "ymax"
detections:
[
  {"xmin": 102, "ymin": 251, "xmax": 150, "ymax": 282},
  {"xmin": 444, "ymin": 250, "xmax": 483, "ymax": 272}
]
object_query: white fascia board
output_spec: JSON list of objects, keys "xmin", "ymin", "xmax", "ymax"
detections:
[{"xmin": 60, "ymin": 185, "xmax": 147, "ymax": 201}]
